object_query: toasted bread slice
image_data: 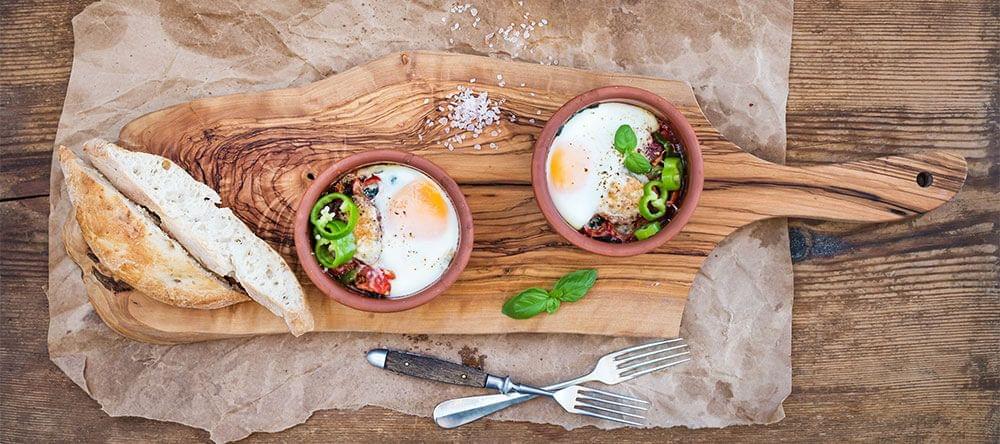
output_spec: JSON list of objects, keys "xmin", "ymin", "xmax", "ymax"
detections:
[
  {"xmin": 57, "ymin": 146, "xmax": 248, "ymax": 309},
  {"xmin": 83, "ymin": 139, "xmax": 313, "ymax": 336}
]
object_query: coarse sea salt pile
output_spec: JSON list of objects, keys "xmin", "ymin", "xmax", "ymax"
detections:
[
  {"xmin": 427, "ymin": 85, "xmax": 507, "ymax": 151},
  {"xmin": 427, "ymin": 2, "xmax": 555, "ymax": 151}
]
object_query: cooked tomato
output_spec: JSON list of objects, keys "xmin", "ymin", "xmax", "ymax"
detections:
[{"xmin": 354, "ymin": 266, "xmax": 396, "ymax": 297}]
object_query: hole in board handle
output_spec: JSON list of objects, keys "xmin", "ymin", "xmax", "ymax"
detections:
[
  {"xmin": 916, "ymin": 171, "xmax": 933, "ymax": 188},
  {"xmin": 306, "ymin": 172, "xmax": 316, "ymax": 181}
]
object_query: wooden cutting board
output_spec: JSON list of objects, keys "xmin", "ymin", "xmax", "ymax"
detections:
[{"xmin": 76, "ymin": 51, "xmax": 965, "ymax": 344}]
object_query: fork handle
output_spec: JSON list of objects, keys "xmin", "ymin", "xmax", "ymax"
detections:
[
  {"xmin": 368, "ymin": 349, "xmax": 489, "ymax": 388},
  {"xmin": 433, "ymin": 376, "xmax": 589, "ymax": 428}
]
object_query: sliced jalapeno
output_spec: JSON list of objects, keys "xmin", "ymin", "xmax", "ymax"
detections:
[
  {"xmin": 638, "ymin": 180, "xmax": 668, "ymax": 221},
  {"xmin": 313, "ymin": 220, "xmax": 356, "ymax": 268},
  {"xmin": 310, "ymin": 192, "xmax": 359, "ymax": 240},
  {"xmin": 660, "ymin": 157, "xmax": 682, "ymax": 191},
  {"xmin": 635, "ymin": 221, "xmax": 662, "ymax": 240}
]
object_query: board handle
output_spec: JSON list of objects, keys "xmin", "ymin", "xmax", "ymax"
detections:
[{"xmin": 707, "ymin": 151, "xmax": 967, "ymax": 223}]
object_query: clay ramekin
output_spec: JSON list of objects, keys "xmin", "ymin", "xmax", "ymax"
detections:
[
  {"xmin": 531, "ymin": 86, "xmax": 704, "ymax": 257},
  {"xmin": 294, "ymin": 150, "xmax": 474, "ymax": 312}
]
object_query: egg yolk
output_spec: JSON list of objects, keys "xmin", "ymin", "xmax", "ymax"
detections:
[
  {"xmin": 549, "ymin": 145, "xmax": 589, "ymax": 191},
  {"xmin": 387, "ymin": 179, "xmax": 449, "ymax": 238}
]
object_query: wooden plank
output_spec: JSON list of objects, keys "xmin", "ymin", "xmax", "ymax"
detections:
[
  {"xmin": 0, "ymin": 0, "xmax": 89, "ymax": 200},
  {"xmin": 1, "ymin": 0, "xmax": 997, "ymax": 442}
]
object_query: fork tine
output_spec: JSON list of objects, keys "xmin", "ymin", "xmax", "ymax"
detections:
[
  {"xmin": 619, "ymin": 350, "xmax": 691, "ymax": 373},
  {"xmin": 621, "ymin": 357, "xmax": 692, "ymax": 379},
  {"xmin": 617, "ymin": 343, "xmax": 689, "ymax": 366},
  {"xmin": 579, "ymin": 387, "xmax": 650, "ymax": 405},
  {"xmin": 576, "ymin": 402, "xmax": 647, "ymax": 420},
  {"xmin": 577, "ymin": 394, "xmax": 650, "ymax": 412},
  {"xmin": 575, "ymin": 409, "xmax": 645, "ymax": 426},
  {"xmin": 610, "ymin": 338, "xmax": 685, "ymax": 360}
]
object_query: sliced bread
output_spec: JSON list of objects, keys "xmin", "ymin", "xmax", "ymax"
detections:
[
  {"xmin": 57, "ymin": 146, "xmax": 249, "ymax": 309},
  {"xmin": 83, "ymin": 139, "xmax": 313, "ymax": 336}
]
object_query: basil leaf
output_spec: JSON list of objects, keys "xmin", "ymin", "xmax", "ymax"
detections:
[
  {"xmin": 553, "ymin": 269, "xmax": 598, "ymax": 302},
  {"xmin": 502, "ymin": 288, "xmax": 551, "ymax": 319},
  {"xmin": 548, "ymin": 287, "xmax": 564, "ymax": 301},
  {"xmin": 614, "ymin": 124, "xmax": 637, "ymax": 153},
  {"xmin": 544, "ymin": 297, "xmax": 561, "ymax": 314},
  {"xmin": 624, "ymin": 150, "xmax": 652, "ymax": 174}
]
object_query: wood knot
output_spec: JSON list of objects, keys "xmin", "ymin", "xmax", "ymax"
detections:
[{"xmin": 400, "ymin": 53, "xmax": 410, "ymax": 66}]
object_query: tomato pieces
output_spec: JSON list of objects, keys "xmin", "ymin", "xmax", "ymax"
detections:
[{"xmin": 354, "ymin": 266, "xmax": 396, "ymax": 297}]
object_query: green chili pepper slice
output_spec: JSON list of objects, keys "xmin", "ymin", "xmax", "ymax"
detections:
[
  {"xmin": 314, "ymin": 238, "xmax": 338, "ymax": 268},
  {"xmin": 660, "ymin": 157, "xmax": 682, "ymax": 191},
  {"xmin": 313, "ymin": 221, "xmax": 356, "ymax": 269},
  {"xmin": 310, "ymin": 192, "xmax": 359, "ymax": 240},
  {"xmin": 638, "ymin": 180, "xmax": 668, "ymax": 221},
  {"xmin": 635, "ymin": 221, "xmax": 662, "ymax": 240}
]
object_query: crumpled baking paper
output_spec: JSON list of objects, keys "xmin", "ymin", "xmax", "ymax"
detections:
[{"xmin": 47, "ymin": 0, "xmax": 793, "ymax": 441}]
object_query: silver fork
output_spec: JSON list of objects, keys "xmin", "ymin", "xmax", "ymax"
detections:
[
  {"xmin": 367, "ymin": 348, "xmax": 655, "ymax": 426},
  {"xmin": 520, "ymin": 385, "xmax": 649, "ymax": 426},
  {"xmin": 433, "ymin": 338, "xmax": 690, "ymax": 428}
]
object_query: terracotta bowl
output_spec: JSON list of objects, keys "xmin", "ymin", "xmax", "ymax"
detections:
[
  {"xmin": 294, "ymin": 150, "xmax": 474, "ymax": 312},
  {"xmin": 530, "ymin": 86, "xmax": 704, "ymax": 257}
]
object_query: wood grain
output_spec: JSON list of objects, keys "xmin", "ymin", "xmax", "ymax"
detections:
[
  {"xmin": 383, "ymin": 350, "xmax": 490, "ymax": 388},
  {"xmin": 102, "ymin": 50, "xmax": 965, "ymax": 342},
  {"xmin": 2, "ymin": 0, "xmax": 997, "ymax": 442}
]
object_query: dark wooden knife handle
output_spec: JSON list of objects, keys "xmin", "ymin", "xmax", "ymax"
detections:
[{"xmin": 383, "ymin": 350, "xmax": 488, "ymax": 388}]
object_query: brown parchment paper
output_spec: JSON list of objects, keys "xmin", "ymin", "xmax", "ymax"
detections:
[{"xmin": 47, "ymin": 1, "xmax": 793, "ymax": 441}]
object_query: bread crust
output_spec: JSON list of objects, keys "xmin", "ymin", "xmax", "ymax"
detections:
[
  {"xmin": 58, "ymin": 146, "xmax": 249, "ymax": 309},
  {"xmin": 83, "ymin": 139, "xmax": 314, "ymax": 336}
]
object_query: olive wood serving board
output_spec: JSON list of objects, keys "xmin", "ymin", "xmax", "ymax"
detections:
[{"xmin": 73, "ymin": 51, "xmax": 964, "ymax": 344}]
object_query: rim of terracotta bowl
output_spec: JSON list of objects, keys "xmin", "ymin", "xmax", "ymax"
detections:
[
  {"xmin": 530, "ymin": 85, "xmax": 704, "ymax": 257},
  {"xmin": 294, "ymin": 150, "xmax": 474, "ymax": 312}
]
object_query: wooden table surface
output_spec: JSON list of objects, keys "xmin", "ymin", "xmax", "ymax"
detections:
[{"xmin": 2, "ymin": 0, "xmax": 997, "ymax": 441}]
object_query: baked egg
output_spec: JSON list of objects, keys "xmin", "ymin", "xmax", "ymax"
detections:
[
  {"xmin": 545, "ymin": 102, "xmax": 660, "ymax": 229},
  {"xmin": 354, "ymin": 164, "xmax": 460, "ymax": 298}
]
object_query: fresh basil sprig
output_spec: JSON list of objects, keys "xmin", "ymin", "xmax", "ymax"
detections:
[
  {"xmin": 624, "ymin": 150, "xmax": 652, "ymax": 174},
  {"xmin": 613, "ymin": 124, "xmax": 652, "ymax": 174},
  {"xmin": 502, "ymin": 269, "xmax": 598, "ymax": 319},
  {"xmin": 614, "ymin": 124, "xmax": 637, "ymax": 154}
]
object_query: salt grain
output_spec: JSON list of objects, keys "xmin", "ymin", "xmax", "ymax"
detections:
[{"xmin": 438, "ymin": 87, "xmax": 505, "ymax": 147}]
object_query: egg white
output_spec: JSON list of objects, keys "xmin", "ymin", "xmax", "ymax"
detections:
[
  {"xmin": 354, "ymin": 164, "xmax": 460, "ymax": 298},
  {"xmin": 545, "ymin": 102, "xmax": 660, "ymax": 230}
]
